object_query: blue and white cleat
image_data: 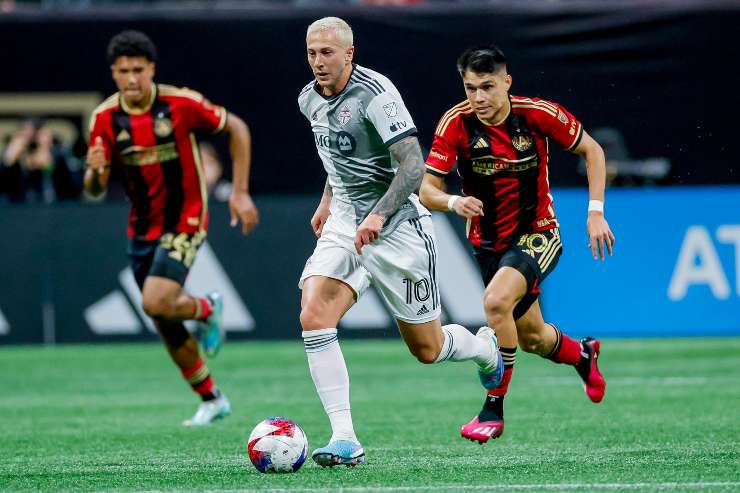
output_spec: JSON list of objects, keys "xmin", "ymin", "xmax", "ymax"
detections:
[
  {"xmin": 476, "ymin": 326, "xmax": 504, "ymax": 390},
  {"xmin": 198, "ymin": 292, "xmax": 224, "ymax": 357},
  {"xmin": 182, "ymin": 394, "xmax": 231, "ymax": 427},
  {"xmin": 312, "ymin": 439, "xmax": 365, "ymax": 468}
]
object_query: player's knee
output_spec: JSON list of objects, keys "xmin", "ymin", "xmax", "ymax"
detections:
[
  {"xmin": 142, "ymin": 294, "xmax": 175, "ymax": 320},
  {"xmin": 483, "ymin": 290, "xmax": 514, "ymax": 324},
  {"xmin": 299, "ymin": 305, "xmax": 329, "ymax": 331},
  {"xmin": 408, "ymin": 343, "xmax": 440, "ymax": 364}
]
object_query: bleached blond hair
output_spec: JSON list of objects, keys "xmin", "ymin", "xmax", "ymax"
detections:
[{"xmin": 306, "ymin": 17, "xmax": 354, "ymax": 47}]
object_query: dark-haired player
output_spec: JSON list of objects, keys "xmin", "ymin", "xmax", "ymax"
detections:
[
  {"xmin": 420, "ymin": 44, "xmax": 615, "ymax": 443},
  {"xmin": 85, "ymin": 30, "xmax": 259, "ymax": 426}
]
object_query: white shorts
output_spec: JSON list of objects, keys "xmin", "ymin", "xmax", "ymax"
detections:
[{"xmin": 299, "ymin": 214, "xmax": 441, "ymax": 324}]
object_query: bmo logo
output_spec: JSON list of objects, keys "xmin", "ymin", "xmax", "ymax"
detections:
[
  {"xmin": 314, "ymin": 133, "xmax": 331, "ymax": 148},
  {"xmin": 336, "ymin": 131, "xmax": 356, "ymax": 155}
]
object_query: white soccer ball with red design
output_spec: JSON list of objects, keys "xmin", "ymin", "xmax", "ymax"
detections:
[{"xmin": 247, "ymin": 417, "xmax": 308, "ymax": 473}]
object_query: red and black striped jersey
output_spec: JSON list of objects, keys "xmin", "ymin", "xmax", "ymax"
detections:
[
  {"xmin": 426, "ymin": 95, "xmax": 583, "ymax": 252},
  {"xmin": 88, "ymin": 84, "xmax": 228, "ymax": 240}
]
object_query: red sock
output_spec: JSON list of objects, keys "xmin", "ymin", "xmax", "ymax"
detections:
[
  {"xmin": 547, "ymin": 324, "xmax": 582, "ymax": 365},
  {"xmin": 486, "ymin": 346, "xmax": 516, "ymax": 397},
  {"xmin": 488, "ymin": 367, "xmax": 513, "ymax": 397},
  {"xmin": 181, "ymin": 357, "xmax": 218, "ymax": 400},
  {"xmin": 194, "ymin": 297, "xmax": 213, "ymax": 321}
]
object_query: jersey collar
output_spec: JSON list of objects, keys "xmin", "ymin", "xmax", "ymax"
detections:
[{"xmin": 119, "ymin": 84, "xmax": 158, "ymax": 115}]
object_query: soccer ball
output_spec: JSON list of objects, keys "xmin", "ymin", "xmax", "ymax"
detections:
[{"xmin": 247, "ymin": 417, "xmax": 308, "ymax": 473}]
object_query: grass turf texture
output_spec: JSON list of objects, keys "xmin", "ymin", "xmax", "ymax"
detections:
[{"xmin": 1, "ymin": 338, "xmax": 739, "ymax": 493}]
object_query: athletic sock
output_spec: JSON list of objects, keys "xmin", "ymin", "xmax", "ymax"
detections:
[
  {"xmin": 302, "ymin": 328, "xmax": 357, "ymax": 443},
  {"xmin": 434, "ymin": 324, "xmax": 491, "ymax": 365},
  {"xmin": 181, "ymin": 356, "xmax": 220, "ymax": 401},
  {"xmin": 545, "ymin": 323, "xmax": 581, "ymax": 366},
  {"xmin": 193, "ymin": 297, "xmax": 213, "ymax": 321},
  {"xmin": 479, "ymin": 347, "xmax": 516, "ymax": 421}
]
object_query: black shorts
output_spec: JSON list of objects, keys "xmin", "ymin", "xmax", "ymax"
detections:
[
  {"xmin": 128, "ymin": 232, "xmax": 205, "ymax": 290},
  {"xmin": 474, "ymin": 228, "xmax": 562, "ymax": 320}
]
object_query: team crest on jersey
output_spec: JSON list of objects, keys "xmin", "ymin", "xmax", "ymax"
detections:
[
  {"xmin": 337, "ymin": 105, "xmax": 352, "ymax": 126},
  {"xmin": 557, "ymin": 109, "xmax": 569, "ymax": 125},
  {"xmin": 511, "ymin": 134, "xmax": 533, "ymax": 152},
  {"xmin": 383, "ymin": 102, "xmax": 398, "ymax": 118},
  {"xmin": 154, "ymin": 114, "xmax": 173, "ymax": 138}
]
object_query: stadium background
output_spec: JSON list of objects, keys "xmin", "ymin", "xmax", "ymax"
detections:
[{"xmin": 1, "ymin": 0, "xmax": 738, "ymax": 343}]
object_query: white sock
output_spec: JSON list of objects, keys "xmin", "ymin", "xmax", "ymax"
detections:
[
  {"xmin": 434, "ymin": 324, "xmax": 491, "ymax": 366},
  {"xmin": 302, "ymin": 328, "xmax": 357, "ymax": 443}
]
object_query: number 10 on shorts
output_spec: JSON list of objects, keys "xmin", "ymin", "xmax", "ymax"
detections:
[{"xmin": 402, "ymin": 278, "xmax": 431, "ymax": 305}]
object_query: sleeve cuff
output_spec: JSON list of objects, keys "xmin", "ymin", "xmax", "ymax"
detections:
[
  {"xmin": 213, "ymin": 108, "xmax": 228, "ymax": 134},
  {"xmin": 566, "ymin": 124, "xmax": 584, "ymax": 151},
  {"xmin": 384, "ymin": 127, "xmax": 417, "ymax": 147},
  {"xmin": 425, "ymin": 164, "xmax": 448, "ymax": 177}
]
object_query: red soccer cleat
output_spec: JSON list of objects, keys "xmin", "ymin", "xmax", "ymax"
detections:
[
  {"xmin": 578, "ymin": 337, "xmax": 605, "ymax": 403},
  {"xmin": 460, "ymin": 415, "xmax": 504, "ymax": 444}
]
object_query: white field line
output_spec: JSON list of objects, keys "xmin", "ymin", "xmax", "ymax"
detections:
[{"xmin": 122, "ymin": 481, "xmax": 740, "ymax": 493}]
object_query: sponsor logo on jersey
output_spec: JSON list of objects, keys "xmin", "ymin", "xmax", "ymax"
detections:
[
  {"xmin": 314, "ymin": 133, "xmax": 331, "ymax": 148},
  {"xmin": 429, "ymin": 150, "xmax": 448, "ymax": 162},
  {"xmin": 511, "ymin": 134, "xmax": 533, "ymax": 152},
  {"xmin": 383, "ymin": 102, "xmax": 398, "ymax": 117},
  {"xmin": 471, "ymin": 156, "xmax": 538, "ymax": 175},
  {"xmin": 389, "ymin": 120, "xmax": 408, "ymax": 132},
  {"xmin": 337, "ymin": 105, "xmax": 352, "ymax": 126},
  {"xmin": 154, "ymin": 114, "xmax": 173, "ymax": 138},
  {"xmin": 120, "ymin": 142, "xmax": 179, "ymax": 166},
  {"xmin": 336, "ymin": 131, "xmax": 357, "ymax": 155}
]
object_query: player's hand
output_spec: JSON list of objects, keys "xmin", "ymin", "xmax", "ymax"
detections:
[
  {"xmin": 354, "ymin": 213, "xmax": 385, "ymax": 254},
  {"xmin": 310, "ymin": 203, "xmax": 331, "ymax": 238},
  {"xmin": 229, "ymin": 190, "xmax": 259, "ymax": 234},
  {"xmin": 451, "ymin": 195, "xmax": 484, "ymax": 219},
  {"xmin": 586, "ymin": 212, "xmax": 615, "ymax": 261},
  {"xmin": 86, "ymin": 136, "xmax": 108, "ymax": 173}
]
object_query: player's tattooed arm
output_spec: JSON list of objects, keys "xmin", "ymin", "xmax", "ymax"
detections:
[{"xmin": 371, "ymin": 135, "xmax": 425, "ymax": 220}]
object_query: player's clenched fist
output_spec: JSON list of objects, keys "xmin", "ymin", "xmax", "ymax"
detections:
[
  {"xmin": 86, "ymin": 136, "xmax": 108, "ymax": 173},
  {"xmin": 354, "ymin": 213, "xmax": 384, "ymax": 254},
  {"xmin": 450, "ymin": 195, "xmax": 485, "ymax": 219}
]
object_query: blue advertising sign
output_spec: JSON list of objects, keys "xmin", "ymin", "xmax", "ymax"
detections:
[{"xmin": 543, "ymin": 186, "xmax": 740, "ymax": 337}]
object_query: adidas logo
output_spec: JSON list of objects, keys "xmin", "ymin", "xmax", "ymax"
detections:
[
  {"xmin": 416, "ymin": 304, "xmax": 429, "ymax": 316},
  {"xmin": 472, "ymin": 426, "xmax": 496, "ymax": 437},
  {"xmin": 473, "ymin": 137, "xmax": 488, "ymax": 149},
  {"xmin": 117, "ymin": 129, "xmax": 130, "ymax": 141}
]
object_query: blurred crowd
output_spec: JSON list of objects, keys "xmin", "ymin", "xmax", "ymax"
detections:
[
  {"xmin": 0, "ymin": 118, "xmax": 83, "ymax": 203},
  {"xmin": 0, "ymin": 0, "xmax": 564, "ymax": 12}
]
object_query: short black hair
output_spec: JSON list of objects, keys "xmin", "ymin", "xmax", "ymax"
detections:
[
  {"xmin": 457, "ymin": 45, "xmax": 507, "ymax": 76},
  {"xmin": 107, "ymin": 30, "xmax": 157, "ymax": 65}
]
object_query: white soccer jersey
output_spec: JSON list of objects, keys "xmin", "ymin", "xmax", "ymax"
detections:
[{"xmin": 298, "ymin": 64, "xmax": 430, "ymax": 236}]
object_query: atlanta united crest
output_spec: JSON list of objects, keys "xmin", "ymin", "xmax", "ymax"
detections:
[
  {"xmin": 154, "ymin": 116, "xmax": 173, "ymax": 138},
  {"xmin": 511, "ymin": 134, "xmax": 533, "ymax": 152},
  {"xmin": 337, "ymin": 105, "xmax": 352, "ymax": 126}
]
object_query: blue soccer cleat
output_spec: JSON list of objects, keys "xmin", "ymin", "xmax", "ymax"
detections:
[
  {"xmin": 312, "ymin": 439, "xmax": 365, "ymax": 468},
  {"xmin": 476, "ymin": 326, "xmax": 504, "ymax": 390},
  {"xmin": 198, "ymin": 292, "xmax": 224, "ymax": 357}
]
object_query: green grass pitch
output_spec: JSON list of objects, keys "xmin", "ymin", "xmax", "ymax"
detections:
[{"xmin": 2, "ymin": 337, "xmax": 739, "ymax": 492}]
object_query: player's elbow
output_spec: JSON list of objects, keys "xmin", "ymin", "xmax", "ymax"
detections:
[{"xmin": 226, "ymin": 113, "xmax": 249, "ymax": 138}]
